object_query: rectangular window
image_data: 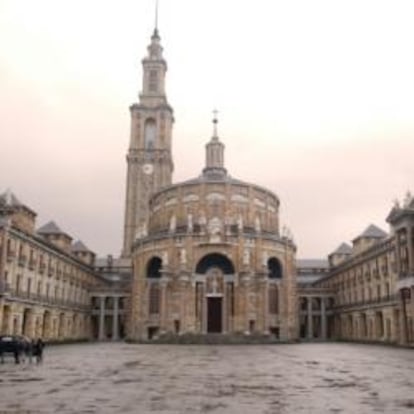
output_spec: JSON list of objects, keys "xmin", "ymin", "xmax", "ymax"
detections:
[
  {"xmin": 149, "ymin": 70, "xmax": 158, "ymax": 92},
  {"xmin": 268, "ymin": 285, "xmax": 279, "ymax": 314},
  {"xmin": 149, "ymin": 283, "xmax": 160, "ymax": 314},
  {"xmin": 27, "ymin": 278, "xmax": 31, "ymax": 297}
]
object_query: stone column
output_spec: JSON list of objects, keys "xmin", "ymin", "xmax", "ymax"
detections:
[
  {"xmin": 241, "ymin": 273, "xmax": 251, "ymax": 334},
  {"xmin": 112, "ymin": 296, "xmax": 119, "ymax": 341},
  {"xmin": 395, "ymin": 230, "xmax": 402, "ymax": 274},
  {"xmin": 160, "ymin": 279, "xmax": 168, "ymax": 333},
  {"xmin": 202, "ymin": 284, "xmax": 207, "ymax": 334},
  {"xmin": 179, "ymin": 273, "xmax": 190, "ymax": 333},
  {"xmin": 408, "ymin": 226, "xmax": 414, "ymax": 274},
  {"xmin": 98, "ymin": 296, "xmax": 105, "ymax": 341},
  {"xmin": 321, "ymin": 298, "xmax": 327, "ymax": 340},
  {"xmin": 222, "ymin": 290, "xmax": 227, "ymax": 334},
  {"xmin": 0, "ymin": 301, "xmax": 3, "ymax": 333},
  {"xmin": 307, "ymin": 297, "xmax": 313, "ymax": 339},
  {"xmin": 25, "ymin": 311, "xmax": 36, "ymax": 338},
  {"xmin": 263, "ymin": 280, "xmax": 269, "ymax": 334}
]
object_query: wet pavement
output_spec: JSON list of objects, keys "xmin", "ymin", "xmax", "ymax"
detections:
[{"xmin": 0, "ymin": 343, "xmax": 413, "ymax": 414}]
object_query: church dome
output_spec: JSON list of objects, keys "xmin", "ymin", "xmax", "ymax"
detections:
[{"xmin": 146, "ymin": 118, "xmax": 280, "ymax": 240}]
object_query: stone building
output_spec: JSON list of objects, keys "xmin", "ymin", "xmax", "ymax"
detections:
[
  {"xmin": 0, "ymin": 191, "xmax": 108, "ymax": 341},
  {"xmin": 313, "ymin": 196, "xmax": 414, "ymax": 345},
  {"xmin": 126, "ymin": 29, "xmax": 297, "ymax": 341},
  {"xmin": 1, "ymin": 21, "xmax": 412, "ymax": 347}
]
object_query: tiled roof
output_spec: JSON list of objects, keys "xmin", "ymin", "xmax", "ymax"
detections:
[
  {"xmin": 354, "ymin": 224, "xmax": 387, "ymax": 240},
  {"xmin": 332, "ymin": 242, "xmax": 352, "ymax": 255},
  {"xmin": 72, "ymin": 240, "xmax": 92, "ymax": 253},
  {"xmin": 37, "ymin": 221, "xmax": 67, "ymax": 236}
]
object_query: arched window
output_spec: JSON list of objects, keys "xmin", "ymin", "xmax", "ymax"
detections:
[
  {"xmin": 195, "ymin": 253, "xmax": 235, "ymax": 275},
  {"xmin": 268, "ymin": 257, "xmax": 283, "ymax": 279},
  {"xmin": 144, "ymin": 119, "xmax": 156, "ymax": 149},
  {"xmin": 146, "ymin": 257, "xmax": 162, "ymax": 278}
]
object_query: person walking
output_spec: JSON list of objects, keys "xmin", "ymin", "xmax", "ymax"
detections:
[{"xmin": 33, "ymin": 338, "xmax": 45, "ymax": 364}]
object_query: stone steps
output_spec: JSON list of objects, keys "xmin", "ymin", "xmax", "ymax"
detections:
[{"xmin": 131, "ymin": 333, "xmax": 296, "ymax": 345}]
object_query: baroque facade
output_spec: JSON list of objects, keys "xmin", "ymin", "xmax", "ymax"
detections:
[
  {"xmin": 126, "ymin": 29, "xmax": 297, "ymax": 341},
  {"xmin": 1, "ymin": 23, "xmax": 413, "ymax": 346}
]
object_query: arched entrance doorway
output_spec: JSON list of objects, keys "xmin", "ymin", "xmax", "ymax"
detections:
[{"xmin": 195, "ymin": 253, "xmax": 235, "ymax": 334}]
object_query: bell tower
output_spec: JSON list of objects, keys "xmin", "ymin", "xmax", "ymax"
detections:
[{"xmin": 122, "ymin": 22, "xmax": 174, "ymax": 257}]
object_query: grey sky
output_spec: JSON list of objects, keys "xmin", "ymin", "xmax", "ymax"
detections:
[{"xmin": 1, "ymin": 0, "xmax": 413, "ymax": 258}]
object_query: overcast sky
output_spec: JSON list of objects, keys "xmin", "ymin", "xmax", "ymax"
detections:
[{"xmin": 1, "ymin": 0, "xmax": 413, "ymax": 259}]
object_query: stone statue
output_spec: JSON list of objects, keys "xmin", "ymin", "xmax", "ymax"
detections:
[
  {"xmin": 180, "ymin": 248, "xmax": 187, "ymax": 265},
  {"xmin": 403, "ymin": 191, "xmax": 412, "ymax": 208},
  {"xmin": 199, "ymin": 211, "xmax": 207, "ymax": 227},
  {"xmin": 162, "ymin": 251, "xmax": 169, "ymax": 266},
  {"xmin": 208, "ymin": 217, "xmax": 222, "ymax": 235},
  {"xmin": 211, "ymin": 276, "xmax": 218, "ymax": 294},
  {"xmin": 237, "ymin": 214, "xmax": 243, "ymax": 232},
  {"xmin": 187, "ymin": 213, "xmax": 193, "ymax": 233},
  {"xmin": 243, "ymin": 248, "xmax": 250, "ymax": 266},
  {"xmin": 169, "ymin": 214, "xmax": 176, "ymax": 233},
  {"xmin": 255, "ymin": 216, "xmax": 261, "ymax": 233},
  {"xmin": 141, "ymin": 221, "xmax": 148, "ymax": 237},
  {"xmin": 262, "ymin": 251, "xmax": 268, "ymax": 267}
]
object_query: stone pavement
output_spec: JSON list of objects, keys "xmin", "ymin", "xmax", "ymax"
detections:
[{"xmin": 0, "ymin": 343, "xmax": 413, "ymax": 414}]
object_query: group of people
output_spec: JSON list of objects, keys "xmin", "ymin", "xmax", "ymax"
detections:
[
  {"xmin": 0, "ymin": 336, "xmax": 46, "ymax": 364},
  {"xmin": 23, "ymin": 337, "xmax": 45, "ymax": 364}
]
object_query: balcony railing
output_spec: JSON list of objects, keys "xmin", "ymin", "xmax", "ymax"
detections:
[
  {"xmin": 333, "ymin": 294, "xmax": 399, "ymax": 310},
  {"xmin": 3, "ymin": 288, "xmax": 90, "ymax": 310}
]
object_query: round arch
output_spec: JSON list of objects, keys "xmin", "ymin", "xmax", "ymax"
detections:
[
  {"xmin": 195, "ymin": 253, "xmax": 235, "ymax": 275},
  {"xmin": 268, "ymin": 257, "xmax": 283, "ymax": 279},
  {"xmin": 146, "ymin": 256, "xmax": 162, "ymax": 278}
]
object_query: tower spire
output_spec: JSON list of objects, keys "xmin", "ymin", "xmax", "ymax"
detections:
[
  {"xmin": 212, "ymin": 109, "xmax": 219, "ymax": 138},
  {"xmin": 154, "ymin": 0, "xmax": 159, "ymax": 34},
  {"xmin": 203, "ymin": 109, "xmax": 227, "ymax": 178}
]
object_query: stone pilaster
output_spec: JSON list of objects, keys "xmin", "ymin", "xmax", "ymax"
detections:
[
  {"xmin": 112, "ymin": 297, "xmax": 119, "ymax": 341},
  {"xmin": 307, "ymin": 297, "xmax": 313, "ymax": 339},
  {"xmin": 98, "ymin": 296, "xmax": 105, "ymax": 340},
  {"xmin": 321, "ymin": 298, "xmax": 327, "ymax": 340}
]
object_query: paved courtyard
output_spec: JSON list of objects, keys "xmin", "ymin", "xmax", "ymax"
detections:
[{"xmin": 0, "ymin": 343, "xmax": 413, "ymax": 414}]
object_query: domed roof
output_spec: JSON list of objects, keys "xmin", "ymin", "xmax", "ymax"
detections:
[{"xmin": 153, "ymin": 117, "xmax": 280, "ymax": 203}]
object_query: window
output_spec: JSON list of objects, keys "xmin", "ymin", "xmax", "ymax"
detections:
[
  {"xmin": 268, "ymin": 285, "xmax": 279, "ymax": 314},
  {"xmin": 144, "ymin": 119, "xmax": 156, "ymax": 149},
  {"xmin": 268, "ymin": 257, "xmax": 283, "ymax": 279},
  {"xmin": 27, "ymin": 279, "xmax": 31, "ymax": 297},
  {"xmin": 149, "ymin": 70, "xmax": 158, "ymax": 92},
  {"xmin": 149, "ymin": 283, "xmax": 160, "ymax": 314},
  {"xmin": 146, "ymin": 257, "xmax": 162, "ymax": 278}
]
